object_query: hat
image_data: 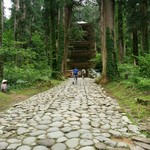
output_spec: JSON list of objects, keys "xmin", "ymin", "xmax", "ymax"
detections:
[{"xmin": 2, "ymin": 79, "xmax": 7, "ymax": 83}]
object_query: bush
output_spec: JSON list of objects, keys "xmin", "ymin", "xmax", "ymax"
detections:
[
  {"xmin": 90, "ymin": 52, "xmax": 102, "ymax": 70},
  {"xmin": 118, "ymin": 64, "xmax": 139, "ymax": 79},
  {"xmin": 3, "ymin": 65, "xmax": 52, "ymax": 89},
  {"xmin": 139, "ymin": 54, "xmax": 150, "ymax": 78},
  {"xmin": 136, "ymin": 78, "xmax": 150, "ymax": 90},
  {"xmin": 118, "ymin": 64, "xmax": 150, "ymax": 91},
  {"xmin": 51, "ymin": 71, "xmax": 65, "ymax": 80}
]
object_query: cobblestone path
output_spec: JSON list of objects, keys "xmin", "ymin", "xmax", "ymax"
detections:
[{"xmin": 0, "ymin": 78, "xmax": 150, "ymax": 150}]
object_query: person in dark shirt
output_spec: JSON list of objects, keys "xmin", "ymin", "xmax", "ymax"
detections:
[{"xmin": 72, "ymin": 68, "xmax": 78, "ymax": 84}]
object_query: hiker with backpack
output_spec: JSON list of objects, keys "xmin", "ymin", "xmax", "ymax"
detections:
[{"xmin": 72, "ymin": 68, "xmax": 78, "ymax": 84}]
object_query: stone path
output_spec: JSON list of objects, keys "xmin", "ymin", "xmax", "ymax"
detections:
[{"xmin": 0, "ymin": 78, "xmax": 150, "ymax": 150}]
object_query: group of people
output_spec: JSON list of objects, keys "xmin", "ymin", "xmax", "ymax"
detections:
[{"xmin": 72, "ymin": 68, "xmax": 86, "ymax": 84}]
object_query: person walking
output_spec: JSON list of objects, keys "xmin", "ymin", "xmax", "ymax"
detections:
[
  {"xmin": 72, "ymin": 68, "xmax": 78, "ymax": 84},
  {"xmin": 1, "ymin": 79, "xmax": 8, "ymax": 93},
  {"xmin": 81, "ymin": 69, "xmax": 86, "ymax": 79}
]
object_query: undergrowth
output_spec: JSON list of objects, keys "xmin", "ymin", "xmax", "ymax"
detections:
[{"xmin": 104, "ymin": 81, "xmax": 150, "ymax": 137}]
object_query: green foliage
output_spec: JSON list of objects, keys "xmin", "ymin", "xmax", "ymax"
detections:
[
  {"xmin": 0, "ymin": 46, "xmax": 36, "ymax": 67},
  {"xmin": 136, "ymin": 78, "xmax": 150, "ymax": 90},
  {"xmin": 3, "ymin": 30, "xmax": 14, "ymax": 45},
  {"xmin": 31, "ymin": 33, "xmax": 44, "ymax": 51},
  {"xmin": 119, "ymin": 63, "xmax": 150, "ymax": 90},
  {"xmin": 70, "ymin": 24, "xmax": 85, "ymax": 41},
  {"xmin": 139, "ymin": 54, "xmax": 150, "ymax": 78},
  {"xmin": 3, "ymin": 66, "xmax": 52, "ymax": 89},
  {"xmin": 90, "ymin": 52, "xmax": 101, "ymax": 63},
  {"xmin": 51, "ymin": 71, "xmax": 65, "ymax": 81},
  {"xmin": 106, "ymin": 28, "xmax": 113, "ymax": 79},
  {"xmin": 118, "ymin": 63, "xmax": 139, "ymax": 79},
  {"xmin": 30, "ymin": 33, "xmax": 46, "ymax": 63},
  {"xmin": 106, "ymin": 28, "xmax": 118, "ymax": 80},
  {"xmin": 90, "ymin": 52, "xmax": 102, "ymax": 70}
]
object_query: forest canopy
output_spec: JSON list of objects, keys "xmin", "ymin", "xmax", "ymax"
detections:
[{"xmin": 0, "ymin": 0, "xmax": 149, "ymax": 89}]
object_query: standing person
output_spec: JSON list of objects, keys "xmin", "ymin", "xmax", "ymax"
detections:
[
  {"xmin": 72, "ymin": 68, "xmax": 78, "ymax": 84},
  {"xmin": 1, "ymin": 79, "xmax": 8, "ymax": 93},
  {"xmin": 81, "ymin": 69, "xmax": 86, "ymax": 79}
]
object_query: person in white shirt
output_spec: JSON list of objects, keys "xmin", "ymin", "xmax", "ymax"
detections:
[
  {"xmin": 81, "ymin": 69, "xmax": 86, "ymax": 79},
  {"xmin": 1, "ymin": 79, "xmax": 8, "ymax": 92}
]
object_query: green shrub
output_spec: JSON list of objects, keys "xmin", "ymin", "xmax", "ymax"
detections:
[
  {"xmin": 51, "ymin": 71, "xmax": 65, "ymax": 80},
  {"xmin": 136, "ymin": 78, "xmax": 150, "ymax": 90},
  {"xmin": 70, "ymin": 24, "xmax": 85, "ymax": 41},
  {"xmin": 90, "ymin": 52, "xmax": 102, "ymax": 70},
  {"xmin": 118, "ymin": 64, "xmax": 150, "ymax": 91},
  {"xmin": 3, "ymin": 65, "xmax": 52, "ymax": 89},
  {"xmin": 139, "ymin": 54, "xmax": 150, "ymax": 78},
  {"xmin": 130, "ymin": 76, "xmax": 140, "ymax": 84},
  {"xmin": 118, "ymin": 64, "xmax": 139, "ymax": 79}
]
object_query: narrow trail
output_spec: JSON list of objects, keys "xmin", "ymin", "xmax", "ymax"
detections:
[{"xmin": 0, "ymin": 78, "xmax": 150, "ymax": 150}]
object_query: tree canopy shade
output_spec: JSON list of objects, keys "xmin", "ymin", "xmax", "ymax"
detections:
[{"xmin": 0, "ymin": 0, "xmax": 149, "ymax": 84}]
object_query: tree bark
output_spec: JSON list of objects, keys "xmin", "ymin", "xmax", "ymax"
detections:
[
  {"xmin": 62, "ymin": 4, "xmax": 72, "ymax": 74},
  {"xmin": 140, "ymin": 0, "xmax": 149, "ymax": 54},
  {"xmin": 132, "ymin": 27, "xmax": 139, "ymax": 65},
  {"xmin": 44, "ymin": 0, "xmax": 51, "ymax": 66},
  {"xmin": 0, "ymin": 0, "xmax": 3, "ymax": 79},
  {"xmin": 14, "ymin": 0, "xmax": 19, "ymax": 41},
  {"xmin": 118, "ymin": 0, "xmax": 124, "ymax": 63},
  {"xmin": 51, "ymin": 14, "xmax": 57, "ymax": 70},
  {"xmin": 100, "ymin": 0, "xmax": 108, "ymax": 83},
  {"xmin": 100, "ymin": 0, "xmax": 116, "ymax": 83},
  {"xmin": 57, "ymin": 3, "xmax": 64, "ymax": 72}
]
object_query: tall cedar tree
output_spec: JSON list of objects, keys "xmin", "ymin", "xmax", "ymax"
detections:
[
  {"xmin": 0, "ymin": 0, "xmax": 3, "ymax": 79},
  {"xmin": 62, "ymin": 1, "xmax": 73, "ymax": 73},
  {"xmin": 140, "ymin": 0, "xmax": 149, "ymax": 54},
  {"xmin": 126, "ymin": 0, "xmax": 140, "ymax": 65},
  {"xmin": 43, "ymin": 0, "xmax": 51, "ymax": 66},
  {"xmin": 98, "ymin": 0, "xmax": 118, "ymax": 83},
  {"xmin": 57, "ymin": 0, "xmax": 64, "ymax": 72},
  {"xmin": 44, "ymin": 0, "xmax": 58, "ymax": 70},
  {"xmin": 117, "ymin": 0, "xmax": 124, "ymax": 63}
]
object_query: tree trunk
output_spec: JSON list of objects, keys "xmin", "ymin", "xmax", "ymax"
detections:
[
  {"xmin": 132, "ymin": 27, "xmax": 139, "ymax": 65},
  {"xmin": 19, "ymin": 2, "xmax": 26, "ymax": 42},
  {"xmin": 140, "ymin": 0, "xmax": 149, "ymax": 54},
  {"xmin": 100, "ymin": 0, "xmax": 108, "ymax": 83},
  {"xmin": 14, "ymin": 0, "xmax": 19, "ymax": 41},
  {"xmin": 0, "ymin": 0, "xmax": 3, "ymax": 79},
  {"xmin": 118, "ymin": 0, "xmax": 124, "ymax": 63},
  {"xmin": 44, "ymin": 0, "xmax": 50, "ymax": 66},
  {"xmin": 62, "ymin": 5, "xmax": 72, "ymax": 74},
  {"xmin": 57, "ymin": 3, "xmax": 64, "ymax": 72},
  {"xmin": 51, "ymin": 15, "xmax": 57, "ymax": 70},
  {"xmin": 100, "ymin": 0, "xmax": 116, "ymax": 83}
]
